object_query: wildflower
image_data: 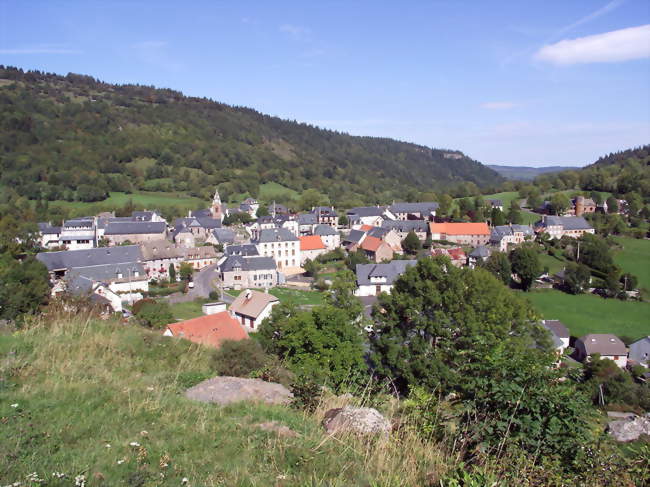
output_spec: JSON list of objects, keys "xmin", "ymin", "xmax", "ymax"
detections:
[
  {"xmin": 25, "ymin": 472, "xmax": 43, "ymax": 483},
  {"xmin": 146, "ymin": 386, "xmax": 155, "ymax": 391},
  {"xmin": 104, "ymin": 443, "xmax": 111, "ymax": 448},
  {"xmin": 140, "ymin": 430, "xmax": 148, "ymax": 436},
  {"xmin": 277, "ymin": 474, "xmax": 287, "ymax": 480},
  {"xmin": 10, "ymin": 404, "xmax": 18, "ymax": 408},
  {"xmin": 51, "ymin": 472, "xmax": 65, "ymax": 479},
  {"xmin": 117, "ymin": 459, "xmax": 125, "ymax": 465},
  {"xmin": 181, "ymin": 478, "xmax": 189, "ymax": 484},
  {"xmin": 129, "ymin": 441, "xmax": 140, "ymax": 447},
  {"xmin": 74, "ymin": 474, "xmax": 86, "ymax": 487}
]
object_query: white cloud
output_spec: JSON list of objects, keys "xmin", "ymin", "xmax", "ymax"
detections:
[
  {"xmin": 480, "ymin": 102, "xmax": 517, "ymax": 110},
  {"xmin": 279, "ymin": 24, "xmax": 310, "ymax": 40},
  {"xmin": 535, "ymin": 24, "xmax": 650, "ymax": 65}
]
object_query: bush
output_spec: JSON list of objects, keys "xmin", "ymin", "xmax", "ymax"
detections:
[
  {"xmin": 134, "ymin": 300, "xmax": 174, "ymax": 329},
  {"xmin": 208, "ymin": 291, "xmax": 221, "ymax": 300},
  {"xmin": 132, "ymin": 298, "xmax": 156, "ymax": 315},
  {"xmin": 290, "ymin": 374, "xmax": 322, "ymax": 412},
  {"xmin": 211, "ymin": 339, "xmax": 273, "ymax": 378}
]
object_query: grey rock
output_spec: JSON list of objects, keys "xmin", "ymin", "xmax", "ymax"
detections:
[
  {"xmin": 323, "ymin": 406, "xmax": 391, "ymax": 435},
  {"xmin": 185, "ymin": 376, "xmax": 293, "ymax": 406},
  {"xmin": 607, "ymin": 414, "xmax": 650, "ymax": 442}
]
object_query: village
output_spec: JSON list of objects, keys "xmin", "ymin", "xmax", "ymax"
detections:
[{"xmin": 33, "ymin": 188, "xmax": 649, "ymax": 377}]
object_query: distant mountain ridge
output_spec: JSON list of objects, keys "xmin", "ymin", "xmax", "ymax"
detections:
[
  {"xmin": 0, "ymin": 66, "xmax": 503, "ymax": 208},
  {"xmin": 488, "ymin": 164, "xmax": 577, "ymax": 181}
]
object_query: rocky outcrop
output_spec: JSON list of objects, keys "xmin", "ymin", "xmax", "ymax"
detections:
[
  {"xmin": 322, "ymin": 407, "xmax": 391, "ymax": 436},
  {"xmin": 607, "ymin": 414, "xmax": 650, "ymax": 442},
  {"xmin": 185, "ymin": 376, "xmax": 293, "ymax": 406}
]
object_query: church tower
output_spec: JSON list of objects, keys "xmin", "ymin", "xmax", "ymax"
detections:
[{"xmin": 211, "ymin": 188, "xmax": 223, "ymax": 220}]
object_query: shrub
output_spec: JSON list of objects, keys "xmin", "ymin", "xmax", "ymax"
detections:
[
  {"xmin": 208, "ymin": 291, "xmax": 221, "ymax": 300},
  {"xmin": 132, "ymin": 298, "xmax": 156, "ymax": 315},
  {"xmin": 134, "ymin": 300, "xmax": 174, "ymax": 329},
  {"xmin": 211, "ymin": 339, "xmax": 272, "ymax": 377}
]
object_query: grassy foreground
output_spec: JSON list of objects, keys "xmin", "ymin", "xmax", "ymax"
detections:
[{"xmin": 0, "ymin": 313, "xmax": 448, "ymax": 486}]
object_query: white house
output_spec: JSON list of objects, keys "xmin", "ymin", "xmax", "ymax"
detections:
[
  {"xmin": 355, "ymin": 260, "xmax": 417, "ymax": 297},
  {"xmin": 575, "ymin": 334, "xmax": 628, "ymax": 368},
  {"xmin": 254, "ymin": 228, "xmax": 301, "ymax": 270},
  {"xmin": 228, "ymin": 289, "xmax": 279, "ymax": 332},
  {"xmin": 314, "ymin": 224, "xmax": 340, "ymax": 250}
]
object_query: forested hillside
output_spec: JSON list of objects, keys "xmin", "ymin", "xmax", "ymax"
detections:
[{"xmin": 0, "ymin": 66, "xmax": 502, "ymax": 207}]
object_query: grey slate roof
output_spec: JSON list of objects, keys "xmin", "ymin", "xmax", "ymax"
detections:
[
  {"xmin": 487, "ymin": 199, "xmax": 503, "ymax": 207},
  {"xmin": 367, "ymin": 227, "xmax": 390, "ymax": 239},
  {"xmin": 220, "ymin": 255, "xmax": 276, "ymax": 272},
  {"xmin": 196, "ymin": 217, "xmax": 222, "ymax": 230},
  {"xmin": 37, "ymin": 245, "xmax": 142, "ymax": 272},
  {"xmin": 356, "ymin": 260, "xmax": 417, "ymax": 286},
  {"xmin": 67, "ymin": 262, "xmax": 146, "ymax": 284},
  {"xmin": 63, "ymin": 218, "xmax": 95, "ymax": 228},
  {"xmin": 539, "ymin": 216, "xmax": 593, "ymax": 231},
  {"xmin": 344, "ymin": 229, "xmax": 366, "ymax": 244},
  {"xmin": 311, "ymin": 206, "xmax": 338, "ymax": 217},
  {"xmin": 314, "ymin": 224, "xmax": 338, "ymax": 236},
  {"xmin": 268, "ymin": 203, "xmax": 288, "ymax": 214},
  {"xmin": 297, "ymin": 213, "xmax": 318, "ymax": 225},
  {"xmin": 191, "ymin": 209, "xmax": 213, "ymax": 218},
  {"xmin": 255, "ymin": 227, "xmax": 299, "ymax": 243},
  {"xmin": 629, "ymin": 336, "xmax": 650, "ymax": 365},
  {"xmin": 211, "ymin": 228, "xmax": 236, "ymax": 244},
  {"xmin": 38, "ymin": 222, "xmax": 61, "ymax": 234},
  {"xmin": 541, "ymin": 319, "xmax": 570, "ymax": 339},
  {"xmin": 225, "ymin": 244, "xmax": 260, "ymax": 256},
  {"xmin": 104, "ymin": 221, "xmax": 167, "ymax": 235},
  {"xmin": 388, "ymin": 202, "xmax": 439, "ymax": 214},
  {"xmin": 469, "ymin": 245, "xmax": 491, "ymax": 258},
  {"xmin": 490, "ymin": 224, "xmax": 534, "ymax": 243},
  {"xmin": 347, "ymin": 206, "xmax": 386, "ymax": 218},
  {"xmin": 132, "ymin": 211, "xmax": 155, "ymax": 221},
  {"xmin": 381, "ymin": 220, "xmax": 428, "ymax": 232},
  {"xmin": 578, "ymin": 334, "xmax": 627, "ymax": 356}
]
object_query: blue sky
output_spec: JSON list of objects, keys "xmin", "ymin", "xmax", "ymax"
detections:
[{"xmin": 1, "ymin": 1, "xmax": 649, "ymax": 167}]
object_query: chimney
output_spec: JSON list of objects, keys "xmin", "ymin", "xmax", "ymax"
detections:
[{"xmin": 245, "ymin": 290, "xmax": 252, "ymax": 300}]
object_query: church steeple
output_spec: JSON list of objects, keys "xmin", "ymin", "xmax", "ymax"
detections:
[{"xmin": 211, "ymin": 188, "xmax": 222, "ymax": 220}]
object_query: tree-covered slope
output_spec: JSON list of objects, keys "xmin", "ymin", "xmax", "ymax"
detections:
[{"xmin": 0, "ymin": 66, "xmax": 502, "ymax": 207}]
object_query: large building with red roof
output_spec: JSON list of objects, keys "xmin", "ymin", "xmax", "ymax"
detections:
[
  {"xmin": 428, "ymin": 222, "xmax": 490, "ymax": 246},
  {"xmin": 163, "ymin": 311, "xmax": 248, "ymax": 348}
]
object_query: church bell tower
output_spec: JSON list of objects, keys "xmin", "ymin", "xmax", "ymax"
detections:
[{"xmin": 211, "ymin": 188, "xmax": 223, "ymax": 220}]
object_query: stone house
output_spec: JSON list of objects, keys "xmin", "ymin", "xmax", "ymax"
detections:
[
  {"xmin": 429, "ymin": 222, "xmax": 490, "ymax": 246},
  {"xmin": 299, "ymin": 235, "xmax": 327, "ymax": 264},
  {"xmin": 219, "ymin": 255, "xmax": 278, "ymax": 290},
  {"xmin": 311, "ymin": 206, "xmax": 339, "ymax": 227},
  {"xmin": 360, "ymin": 236, "xmax": 394, "ymax": 263},
  {"xmin": 314, "ymin": 224, "xmax": 340, "ymax": 250},
  {"xmin": 183, "ymin": 246, "xmax": 218, "ymax": 270},
  {"xmin": 381, "ymin": 220, "xmax": 428, "ymax": 241},
  {"xmin": 254, "ymin": 228, "xmax": 300, "ymax": 270},
  {"xmin": 490, "ymin": 224, "xmax": 535, "ymax": 252},
  {"xmin": 534, "ymin": 216, "xmax": 595, "ymax": 239},
  {"xmin": 388, "ymin": 202, "xmax": 438, "ymax": 221},
  {"xmin": 139, "ymin": 240, "xmax": 185, "ymax": 281},
  {"xmin": 104, "ymin": 221, "xmax": 167, "ymax": 246}
]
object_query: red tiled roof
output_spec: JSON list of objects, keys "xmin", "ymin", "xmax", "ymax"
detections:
[
  {"xmin": 360, "ymin": 224, "xmax": 375, "ymax": 231},
  {"xmin": 429, "ymin": 222, "xmax": 490, "ymax": 236},
  {"xmin": 299, "ymin": 235, "xmax": 326, "ymax": 251},
  {"xmin": 360, "ymin": 235, "xmax": 383, "ymax": 252},
  {"xmin": 165, "ymin": 311, "xmax": 248, "ymax": 348}
]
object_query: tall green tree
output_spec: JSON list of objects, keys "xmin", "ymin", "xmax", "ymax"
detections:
[
  {"xmin": 401, "ymin": 231, "xmax": 421, "ymax": 255},
  {"xmin": 0, "ymin": 254, "xmax": 50, "ymax": 322},
  {"xmin": 563, "ymin": 262, "xmax": 591, "ymax": 294},
  {"xmin": 510, "ymin": 244, "xmax": 541, "ymax": 291},
  {"xmin": 550, "ymin": 192, "xmax": 571, "ymax": 215},
  {"xmin": 168, "ymin": 263, "xmax": 176, "ymax": 283},
  {"xmin": 481, "ymin": 251, "xmax": 511, "ymax": 285}
]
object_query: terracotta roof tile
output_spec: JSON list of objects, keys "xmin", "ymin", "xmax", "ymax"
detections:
[
  {"xmin": 429, "ymin": 222, "xmax": 490, "ymax": 236},
  {"xmin": 360, "ymin": 236, "xmax": 383, "ymax": 252},
  {"xmin": 299, "ymin": 235, "xmax": 326, "ymax": 251},
  {"xmin": 165, "ymin": 311, "xmax": 248, "ymax": 348}
]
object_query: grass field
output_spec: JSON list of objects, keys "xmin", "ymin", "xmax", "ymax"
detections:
[
  {"xmin": 47, "ymin": 191, "xmax": 204, "ymax": 213},
  {"xmin": 481, "ymin": 191, "xmax": 521, "ymax": 208},
  {"xmin": 258, "ymin": 182, "xmax": 299, "ymax": 201},
  {"xmin": 538, "ymin": 252, "xmax": 567, "ymax": 275},
  {"xmin": 0, "ymin": 314, "xmax": 446, "ymax": 485},
  {"xmin": 526, "ymin": 289, "xmax": 649, "ymax": 341},
  {"xmin": 227, "ymin": 287, "xmax": 326, "ymax": 306},
  {"xmin": 168, "ymin": 299, "xmax": 211, "ymax": 321},
  {"xmin": 613, "ymin": 236, "xmax": 650, "ymax": 294}
]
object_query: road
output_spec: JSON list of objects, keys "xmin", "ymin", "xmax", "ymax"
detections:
[{"xmin": 167, "ymin": 263, "xmax": 235, "ymax": 304}]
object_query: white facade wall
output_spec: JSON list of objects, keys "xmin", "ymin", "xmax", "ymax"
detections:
[
  {"xmin": 320, "ymin": 233, "xmax": 341, "ymax": 250},
  {"xmin": 257, "ymin": 240, "xmax": 300, "ymax": 269}
]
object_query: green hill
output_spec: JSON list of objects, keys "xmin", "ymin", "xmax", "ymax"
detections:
[{"xmin": 0, "ymin": 66, "xmax": 503, "ymax": 209}]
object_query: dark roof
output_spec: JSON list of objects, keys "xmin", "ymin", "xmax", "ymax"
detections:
[
  {"xmin": 344, "ymin": 229, "xmax": 366, "ymax": 244},
  {"xmin": 132, "ymin": 211, "xmax": 159, "ymax": 221},
  {"xmin": 63, "ymin": 218, "xmax": 94, "ymax": 228},
  {"xmin": 311, "ymin": 206, "xmax": 338, "ymax": 217},
  {"xmin": 578, "ymin": 334, "xmax": 627, "ymax": 356},
  {"xmin": 314, "ymin": 224, "xmax": 338, "ymax": 236},
  {"xmin": 469, "ymin": 245, "xmax": 491, "ymax": 258},
  {"xmin": 104, "ymin": 221, "xmax": 167, "ymax": 235},
  {"xmin": 388, "ymin": 202, "xmax": 439, "ymax": 214},
  {"xmin": 211, "ymin": 228, "xmax": 236, "ymax": 244},
  {"xmin": 347, "ymin": 206, "xmax": 386, "ymax": 217},
  {"xmin": 356, "ymin": 260, "xmax": 417, "ymax": 286},
  {"xmin": 367, "ymin": 227, "xmax": 390, "ymax": 239},
  {"xmin": 487, "ymin": 199, "xmax": 503, "ymax": 206},
  {"xmin": 490, "ymin": 224, "xmax": 534, "ymax": 242},
  {"xmin": 255, "ymin": 227, "xmax": 299, "ymax": 243},
  {"xmin": 195, "ymin": 217, "xmax": 222, "ymax": 229},
  {"xmin": 67, "ymin": 262, "xmax": 146, "ymax": 284},
  {"xmin": 297, "ymin": 213, "xmax": 318, "ymax": 225},
  {"xmin": 268, "ymin": 203, "xmax": 288, "ymax": 214},
  {"xmin": 37, "ymin": 245, "xmax": 142, "ymax": 272},
  {"xmin": 381, "ymin": 220, "xmax": 428, "ymax": 232},
  {"xmin": 541, "ymin": 320, "xmax": 570, "ymax": 339},
  {"xmin": 38, "ymin": 222, "xmax": 61, "ymax": 234},
  {"xmin": 220, "ymin": 255, "xmax": 276, "ymax": 272},
  {"xmin": 629, "ymin": 336, "xmax": 650, "ymax": 365},
  {"xmin": 539, "ymin": 216, "xmax": 593, "ymax": 231},
  {"xmin": 225, "ymin": 244, "xmax": 260, "ymax": 256},
  {"xmin": 191, "ymin": 209, "xmax": 213, "ymax": 218}
]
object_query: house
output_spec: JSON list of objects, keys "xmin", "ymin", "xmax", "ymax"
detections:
[
  {"xmin": 628, "ymin": 336, "xmax": 650, "ymax": 368},
  {"xmin": 388, "ymin": 202, "xmax": 438, "ymax": 221},
  {"xmin": 431, "ymin": 247, "xmax": 467, "ymax": 267},
  {"xmin": 38, "ymin": 222, "xmax": 62, "ymax": 249},
  {"xmin": 132, "ymin": 210, "xmax": 166, "ymax": 223},
  {"xmin": 355, "ymin": 260, "xmax": 417, "ymax": 296},
  {"xmin": 171, "ymin": 225, "xmax": 195, "ymax": 247},
  {"xmin": 59, "ymin": 218, "xmax": 96, "ymax": 250},
  {"xmin": 468, "ymin": 245, "xmax": 491, "ymax": 268},
  {"xmin": 311, "ymin": 206, "xmax": 339, "ymax": 227},
  {"xmin": 240, "ymin": 197, "xmax": 260, "ymax": 218},
  {"xmin": 313, "ymin": 224, "xmax": 340, "ymax": 250},
  {"xmin": 225, "ymin": 244, "xmax": 260, "ymax": 257},
  {"xmin": 299, "ymin": 235, "xmax": 327, "ymax": 264},
  {"xmin": 229, "ymin": 289, "xmax": 279, "ymax": 331},
  {"xmin": 360, "ymin": 236, "xmax": 394, "ymax": 262},
  {"xmin": 183, "ymin": 246, "xmax": 218, "ymax": 270},
  {"xmin": 575, "ymin": 334, "xmax": 628, "ymax": 368},
  {"xmin": 429, "ymin": 222, "xmax": 490, "ymax": 246},
  {"xmin": 205, "ymin": 227, "xmax": 236, "ymax": 247},
  {"xmin": 139, "ymin": 240, "xmax": 185, "ymax": 281},
  {"xmin": 191, "ymin": 188, "xmax": 224, "ymax": 221},
  {"xmin": 487, "ymin": 199, "xmax": 503, "ymax": 212},
  {"xmin": 64, "ymin": 275, "xmax": 123, "ymax": 313},
  {"xmin": 570, "ymin": 196, "xmax": 597, "ymax": 217},
  {"xmin": 534, "ymin": 216, "xmax": 595, "ymax": 239},
  {"xmin": 381, "ymin": 220, "xmax": 428, "ymax": 241},
  {"xmin": 163, "ymin": 312, "xmax": 248, "ymax": 348},
  {"xmin": 37, "ymin": 245, "xmax": 142, "ymax": 280},
  {"xmin": 343, "ymin": 229, "xmax": 368, "ymax": 251},
  {"xmin": 347, "ymin": 206, "xmax": 395, "ymax": 229},
  {"xmin": 268, "ymin": 202, "xmax": 289, "ymax": 216},
  {"xmin": 366, "ymin": 227, "xmax": 403, "ymax": 252},
  {"xmin": 490, "ymin": 224, "xmax": 535, "ymax": 252},
  {"xmin": 541, "ymin": 320, "xmax": 571, "ymax": 356},
  {"xmin": 219, "ymin": 255, "xmax": 278, "ymax": 290},
  {"xmin": 297, "ymin": 213, "xmax": 318, "ymax": 236},
  {"xmin": 173, "ymin": 216, "xmax": 222, "ymax": 242},
  {"xmin": 103, "ymin": 221, "xmax": 167, "ymax": 246},
  {"xmin": 254, "ymin": 228, "xmax": 301, "ymax": 270}
]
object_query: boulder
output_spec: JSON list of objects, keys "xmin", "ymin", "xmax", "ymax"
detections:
[
  {"xmin": 185, "ymin": 376, "xmax": 293, "ymax": 406},
  {"xmin": 322, "ymin": 407, "xmax": 391, "ymax": 436},
  {"xmin": 607, "ymin": 414, "xmax": 650, "ymax": 442}
]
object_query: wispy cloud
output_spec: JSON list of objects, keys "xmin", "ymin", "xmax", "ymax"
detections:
[
  {"xmin": 550, "ymin": 0, "xmax": 626, "ymax": 42},
  {"xmin": 480, "ymin": 101, "xmax": 517, "ymax": 110},
  {"xmin": 0, "ymin": 45, "xmax": 82, "ymax": 55},
  {"xmin": 131, "ymin": 41, "xmax": 182, "ymax": 72},
  {"xmin": 279, "ymin": 24, "xmax": 311, "ymax": 40},
  {"xmin": 535, "ymin": 24, "xmax": 650, "ymax": 65}
]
